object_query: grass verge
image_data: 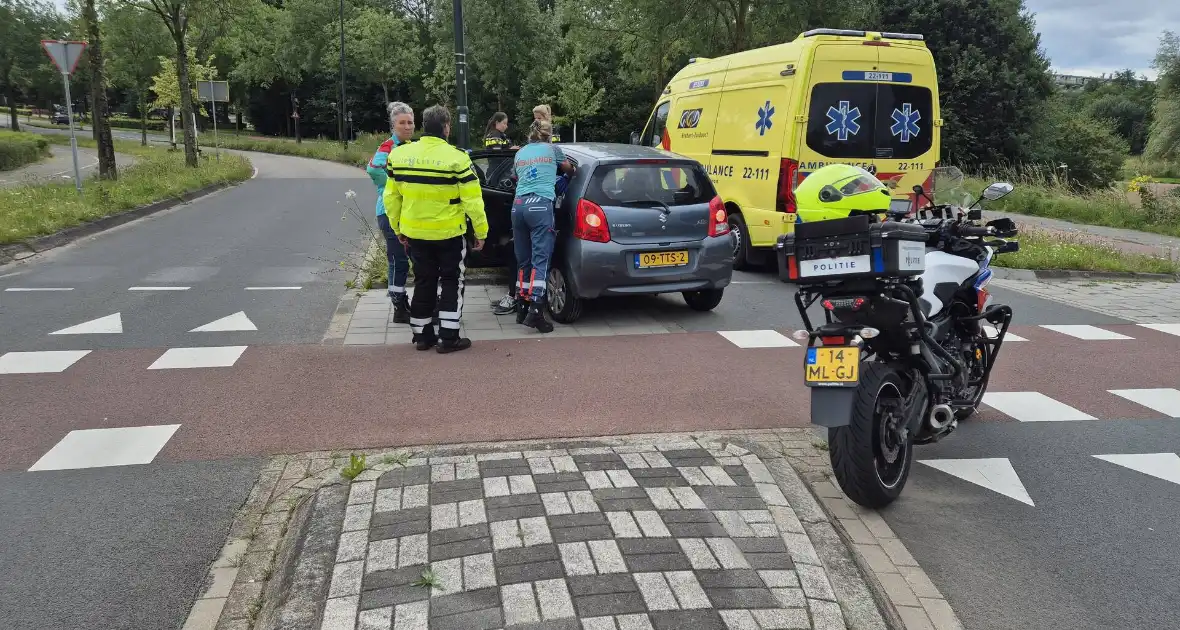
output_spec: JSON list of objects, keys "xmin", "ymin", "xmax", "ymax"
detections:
[
  {"xmin": 967, "ymin": 174, "xmax": 1180, "ymax": 238},
  {"xmin": 0, "ymin": 142, "xmax": 251, "ymax": 245},
  {"xmin": 0, "ymin": 130, "xmax": 52, "ymax": 171},
  {"xmin": 215, "ymin": 133, "xmax": 387, "ymax": 168},
  {"xmin": 992, "ymin": 227, "xmax": 1180, "ymax": 275}
]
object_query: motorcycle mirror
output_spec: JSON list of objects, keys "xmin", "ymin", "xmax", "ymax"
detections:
[
  {"xmin": 998, "ymin": 241, "xmax": 1020, "ymax": 254},
  {"xmin": 629, "ymin": 131, "xmax": 641, "ymax": 145},
  {"xmin": 967, "ymin": 209, "xmax": 982, "ymax": 220},
  {"xmin": 982, "ymin": 182, "xmax": 1015, "ymax": 201}
]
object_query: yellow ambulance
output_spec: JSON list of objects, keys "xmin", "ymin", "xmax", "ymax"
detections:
[{"xmin": 634, "ymin": 28, "xmax": 942, "ymax": 269}]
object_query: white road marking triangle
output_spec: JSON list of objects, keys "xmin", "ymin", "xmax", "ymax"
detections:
[
  {"xmin": 1093, "ymin": 453, "xmax": 1180, "ymax": 486},
  {"xmin": 190, "ymin": 311, "xmax": 257, "ymax": 332},
  {"xmin": 49, "ymin": 313, "xmax": 123, "ymax": 335},
  {"xmin": 918, "ymin": 457, "xmax": 1035, "ymax": 506}
]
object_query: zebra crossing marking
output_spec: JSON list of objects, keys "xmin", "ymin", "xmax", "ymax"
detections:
[
  {"xmin": 717, "ymin": 330, "xmax": 799, "ymax": 348},
  {"xmin": 147, "ymin": 346, "xmax": 248, "ymax": 370},
  {"xmin": 28, "ymin": 424, "xmax": 181, "ymax": 472},
  {"xmin": 982, "ymin": 392, "xmax": 1097, "ymax": 422},
  {"xmin": 1093, "ymin": 453, "xmax": 1180, "ymax": 487},
  {"xmin": 189, "ymin": 311, "xmax": 257, "ymax": 332},
  {"xmin": 918, "ymin": 457, "xmax": 1035, "ymax": 506},
  {"xmin": 50, "ymin": 313, "xmax": 123, "ymax": 335},
  {"xmin": 1039, "ymin": 325, "xmax": 1134, "ymax": 341},
  {"xmin": 0, "ymin": 350, "xmax": 91, "ymax": 374},
  {"xmin": 1107, "ymin": 389, "xmax": 1180, "ymax": 418}
]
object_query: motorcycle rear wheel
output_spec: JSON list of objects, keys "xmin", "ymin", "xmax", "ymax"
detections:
[{"xmin": 829, "ymin": 363, "xmax": 914, "ymax": 508}]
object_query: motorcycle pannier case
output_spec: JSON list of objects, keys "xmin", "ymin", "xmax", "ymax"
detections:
[{"xmin": 775, "ymin": 215, "xmax": 928, "ymax": 284}]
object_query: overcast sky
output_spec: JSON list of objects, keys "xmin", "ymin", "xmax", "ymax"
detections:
[
  {"xmin": 1026, "ymin": 0, "xmax": 1179, "ymax": 79},
  {"xmin": 50, "ymin": 0, "xmax": 1177, "ymax": 79}
]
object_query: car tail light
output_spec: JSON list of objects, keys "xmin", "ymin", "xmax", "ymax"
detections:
[
  {"xmin": 776, "ymin": 158, "xmax": 803, "ymax": 215},
  {"xmin": 574, "ymin": 199, "xmax": 611, "ymax": 243},
  {"xmin": 708, "ymin": 196, "xmax": 730, "ymax": 237}
]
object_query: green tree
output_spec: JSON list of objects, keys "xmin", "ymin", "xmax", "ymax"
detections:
[
  {"xmin": 345, "ymin": 7, "xmax": 421, "ymax": 122},
  {"xmin": 149, "ymin": 43, "xmax": 216, "ymax": 145},
  {"xmin": 877, "ymin": 0, "xmax": 1054, "ymax": 166},
  {"xmin": 554, "ymin": 59, "xmax": 603, "ymax": 142},
  {"xmin": 1146, "ymin": 31, "xmax": 1180, "ymax": 161},
  {"xmin": 102, "ymin": 2, "xmax": 170, "ymax": 145},
  {"xmin": 1031, "ymin": 97, "xmax": 1129, "ymax": 189},
  {"xmin": 0, "ymin": 0, "xmax": 64, "ymax": 132}
]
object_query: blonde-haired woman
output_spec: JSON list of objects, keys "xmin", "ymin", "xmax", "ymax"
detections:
[
  {"xmin": 532, "ymin": 104, "xmax": 561, "ymax": 143},
  {"xmin": 510, "ymin": 119, "xmax": 575, "ymax": 333}
]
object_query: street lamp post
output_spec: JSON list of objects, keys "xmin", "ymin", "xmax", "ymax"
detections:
[
  {"xmin": 338, "ymin": 0, "xmax": 347, "ymax": 147},
  {"xmin": 452, "ymin": 0, "xmax": 470, "ymax": 150}
]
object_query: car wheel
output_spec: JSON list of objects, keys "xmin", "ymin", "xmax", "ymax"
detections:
[
  {"xmin": 546, "ymin": 266, "xmax": 584, "ymax": 324},
  {"xmin": 683, "ymin": 289, "xmax": 724, "ymax": 311},
  {"xmin": 728, "ymin": 212, "xmax": 752, "ymax": 270}
]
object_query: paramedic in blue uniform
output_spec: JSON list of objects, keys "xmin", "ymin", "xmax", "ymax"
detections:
[{"xmin": 511, "ymin": 119, "xmax": 575, "ymax": 333}]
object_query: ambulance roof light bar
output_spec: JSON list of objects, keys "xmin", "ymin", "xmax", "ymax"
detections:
[{"xmin": 801, "ymin": 28, "xmax": 867, "ymax": 38}]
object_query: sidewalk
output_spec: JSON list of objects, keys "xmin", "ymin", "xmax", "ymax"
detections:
[
  {"xmin": 986, "ymin": 210, "xmax": 1180, "ymax": 258},
  {"xmin": 184, "ymin": 431, "xmax": 965, "ymax": 630}
]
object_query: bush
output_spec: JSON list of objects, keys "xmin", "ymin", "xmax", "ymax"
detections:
[
  {"xmin": 215, "ymin": 132, "xmax": 390, "ymax": 168},
  {"xmin": 992, "ymin": 226, "xmax": 1180, "ymax": 274},
  {"xmin": 0, "ymin": 130, "xmax": 52, "ymax": 171},
  {"xmin": 1124, "ymin": 156, "xmax": 1180, "ymax": 181},
  {"xmin": 1028, "ymin": 99, "xmax": 1129, "ymax": 189}
]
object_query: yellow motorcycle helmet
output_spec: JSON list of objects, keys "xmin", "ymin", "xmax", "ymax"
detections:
[{"xmin": 794, "ymin": 163, "xmax": 891, "ymax": 222}]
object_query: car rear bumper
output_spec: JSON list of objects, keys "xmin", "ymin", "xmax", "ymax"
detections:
[{"xmin": 566, "ymin": 233, "xmax": 735, "ymax": 298}]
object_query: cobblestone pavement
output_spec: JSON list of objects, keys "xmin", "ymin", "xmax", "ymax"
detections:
[
  {"xmin": 192, "ymin": 430, "xmax": 968, "ymax": 630},
  {"xmin": 992, "ymin": 278, "xmax": 1180, "ymax": 323}
]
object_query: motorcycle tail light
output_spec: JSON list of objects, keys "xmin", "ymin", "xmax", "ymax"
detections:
[
  {"xmin": 822, "ymin": 297, "xmax": 867, "ymax": 311},
  {"xmin": 976, "ymin": 288, "xmax": 990, "ymax": 312},
  {"xmin": 821, "ymin": 336, "xmax": 847, "ymax": 346}
]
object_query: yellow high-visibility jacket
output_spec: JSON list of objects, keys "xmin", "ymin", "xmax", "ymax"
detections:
[{"xmin": 383, "ymin": 136, "xmax": 488, "ymax": 241}]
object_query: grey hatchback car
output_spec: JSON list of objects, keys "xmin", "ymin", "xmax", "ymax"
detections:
[{"xmin": 468, "ymin": 143, "xmax": 735, "ymax": 323}]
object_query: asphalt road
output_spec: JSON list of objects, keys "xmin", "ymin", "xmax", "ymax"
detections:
[
  {"xmin": 1, "ymin": 150, "xmax": 369, "ymax": 350},
  {"xmin": 884, "ymin": 419, "xmax": 1180, "ymax": 630},
  {"xmin": 0, "ymin": 457, "xmax": 261, "ymax": 630}
]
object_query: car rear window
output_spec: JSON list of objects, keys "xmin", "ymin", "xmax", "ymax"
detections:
[
  {"xmin": 806, "ymin": 83, "xmax": 933, "ymax": 160},
  {"xmin": 585, "ymin": 163, "xmax": 714, "ymax": 206}
]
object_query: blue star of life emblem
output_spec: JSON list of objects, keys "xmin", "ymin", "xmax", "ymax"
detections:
[
  {"xmin": 891, "ymin": 103, "xmax": 921, "ymax": 143},
  {"xmin": 528, "ymin": 166, "xmax": 538, "ymax": 179},
  {"xmin": 825, "ymin": 101, "xmax": 861, "ymax": 141},
  {"xmin": 755, "ymin": 101, "xmax": 775, "ymax": 136}
]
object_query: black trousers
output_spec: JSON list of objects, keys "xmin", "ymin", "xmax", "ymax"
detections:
[{"xmin": 406, "ymin": 236, "xmax": 466, "ymax": 340}]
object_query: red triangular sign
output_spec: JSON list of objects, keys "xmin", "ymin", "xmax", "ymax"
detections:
[{"xmin": 42, "ymin": 40, "xmax": 87, "ymax": 75}]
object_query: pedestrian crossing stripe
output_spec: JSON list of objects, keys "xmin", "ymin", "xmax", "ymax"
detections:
[
  {"xmin": 50, "ymin": 313, "xmax": 123, "ymax": 335},
  {"xmin": 189, "ymin": 311, "xmax": 257, "ymax": 332},
  {"xmin": 920, "ymin": 453, "xmax": 1180, "ymax": 506}
]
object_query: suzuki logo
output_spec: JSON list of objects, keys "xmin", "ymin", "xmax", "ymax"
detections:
[{"xmin": 658, "ymin": 214, "xmax": 667, "ymax": 223}]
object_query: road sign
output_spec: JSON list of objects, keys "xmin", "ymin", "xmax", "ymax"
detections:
[
  {"xmin": 41, "ymin": 40, "xmax": 86, "ymax": 76},
  {"xmin": 197, "ymin": 80, "xmax": 229, "ymax": 103},
  {"xmin": 41, "ymin": 40, "xmax": 88, "ymax": 195},
  {"xmin": 198, "ymin": 81, "xmax": 229, "ymax": 161}
]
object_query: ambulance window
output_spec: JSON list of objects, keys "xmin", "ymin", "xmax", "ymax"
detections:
[
  {"xmin": 874, "ymin": 85, "xmax": 933, "ymax": 159},
  {"xmin": 641, "ymin": 101, "xmax": 671, "ymax": 148},
  {"xmin": 806, "ymin": 84, "xmax": 877, "ymax": 159}
]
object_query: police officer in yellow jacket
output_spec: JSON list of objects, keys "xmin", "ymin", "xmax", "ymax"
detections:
[{"xmin": 384, "ymin": 105, "xmax": 489, "ymax": 353}]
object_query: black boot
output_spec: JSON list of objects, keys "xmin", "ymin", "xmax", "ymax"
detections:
[
  {"xmin": 516, "ymin": 298, "xmax": 531, "ymax": 325},
  {"xmin": 391, "ymin": 292, "xmax": 410, "ymax": 324},
  {"xmin": 413, "ymin": 325, "xmax": 437, "ymax": 351},
  {"xmin": 522, "ymin": 297, "xmax": 554, "ymax": 334},
  {"xmin": 437, "ymin": 337, "xmax": 472, "ymax": 354}
]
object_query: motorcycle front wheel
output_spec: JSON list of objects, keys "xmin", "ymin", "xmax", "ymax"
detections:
[{"xmin": 829, "ymin": 363, "xmax": 914, "ymax": 508}]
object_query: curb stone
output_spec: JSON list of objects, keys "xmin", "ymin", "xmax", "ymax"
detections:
[
  {"xmin": 202, "ymin": 429, "xmax": 927, "ymax": 630},
  {"xmin": 990, "ymin": 266, "xmax": 1178, "ymax": 283},
  {"xmin": 774, "ymin": 437, "xmax": 966, "ymax": 630},
  {"xmin": 742, "ymin": 440, "xmax": 894, "ymax": 630},
  {"xmin": 0, "ymin": 179, "xmax": 243, "ymax": 265},
  {"xmin": 257, "ymin": 480, "xmax": 349, "ymax": 630}
]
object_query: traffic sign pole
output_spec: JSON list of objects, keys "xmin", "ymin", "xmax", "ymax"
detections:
[
  {"xmin": 62, "ymin": 74, "xmax": 82, "ymax": 195},
  {"xmin": 42, "ymin": 40, "xmax": 87, "ymax": 195}
]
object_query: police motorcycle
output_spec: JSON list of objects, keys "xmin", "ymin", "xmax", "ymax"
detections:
[{"xmin": 775, "ymin": 165, "xmax": 1020, "ymax": 507}]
